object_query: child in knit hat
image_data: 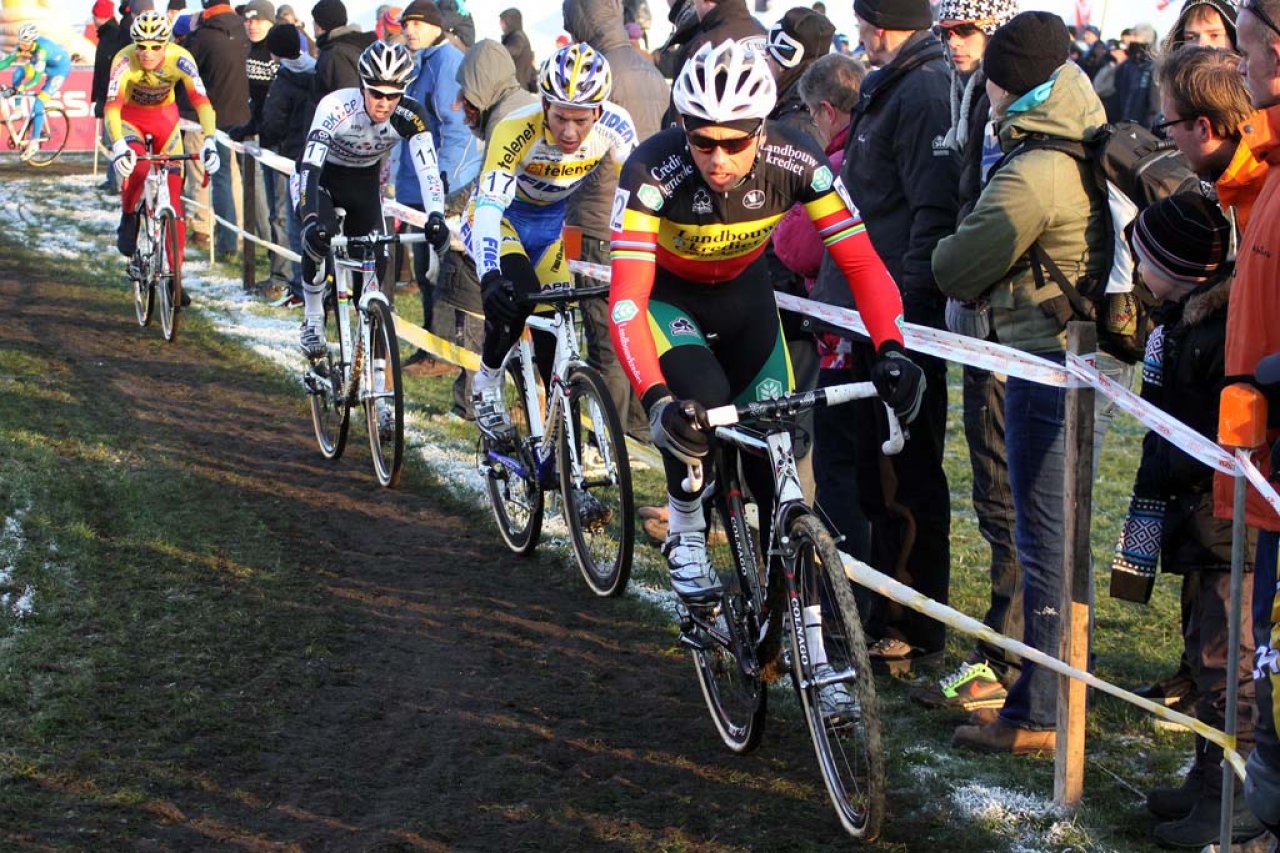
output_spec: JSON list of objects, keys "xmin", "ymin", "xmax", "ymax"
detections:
[{"xmin": 1111, "ymin": 191, "xmax": 1264, "ymax": 847}]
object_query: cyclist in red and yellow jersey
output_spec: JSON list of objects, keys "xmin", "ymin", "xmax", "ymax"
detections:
[
  {"xmin": 104, "ymin": 11, "xmax": 220, "ymax": 263},
  {"xmin": 609, "ymin": 40, "xmax": 924, "ymax": 603}
]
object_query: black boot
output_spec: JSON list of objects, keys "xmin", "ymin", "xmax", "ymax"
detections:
[
  {"xmin": 117, "ymin": 211, "xmax": 139, "ymax": 257},
  {"xmin": 1149, "ymin": 737, "xmax": 1208, "ymax": 820},
  {"xmin": 1152, "ymin": 792, "xmax": 1266, "ymax": 849}
]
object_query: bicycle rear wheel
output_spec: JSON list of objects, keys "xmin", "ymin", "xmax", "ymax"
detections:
[
  {"xmin": 308, "ymin": 293, "xmax": 352, "ymax": 460},
  {"xmin": 158, "ymin": 210, "xmax": 181, "ymax": 342},
  {"xmin": 785, "ymin": 513, "xmax": 884, "ymax": 842},
  {"xmin": 690, "ymin": 477, "xmax": 768, "ymax": 753},
  {"xmin": 131, "ymin": 212, "xmax": 155, "ymax": 327},
  {"xmin": 363, "ymin": 298, "xmax": 404, "ymax": 488},
  {"xmin": 26, "ymin": 106, "xmax": 68, "ymax": 167},
  {"xmin": 557, "ymin": 365, "xmax": 634, "ymax": 597},
  {"xmin": 482, "ymin": 359, "xmax": 543, "ymax": 554}
]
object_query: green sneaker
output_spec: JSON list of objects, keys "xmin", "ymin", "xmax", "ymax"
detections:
[{"xmin": 910, "ymin": 660, "xmax": 1007, "ymax": 711}]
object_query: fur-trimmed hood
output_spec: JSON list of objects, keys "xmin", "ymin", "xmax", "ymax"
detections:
[{"xmin": 1179, "ymin": 274, "xmax": 1233, "ymax": 328}]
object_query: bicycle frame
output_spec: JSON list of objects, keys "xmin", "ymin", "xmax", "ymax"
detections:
[
  {"xmin": 0, "ymin": 90, "xmax": 39, "ymax": 146},
  {"xmin": 485, "ymin": 284, "xmax": 611, "ymax": 492}
]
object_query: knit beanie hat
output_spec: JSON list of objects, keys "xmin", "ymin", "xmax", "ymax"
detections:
[
  {"xmin": 767, "ymin": 7, "xmax": 836, "ymax": 68},
  {"xmin": 168, "ymin": 0, "xmax": 187, "ymax": 8},
  {"xmin": 311, "ymin": 0, "xmax": 346, "ymax": 30},
  {"xmin": 400, "ymin": 0, "xmax": 442, "ymax": 27},
  {"xmin": 983, "ymin": 11, "xmax": 1069, "ymax": 96},
  {"xmin": 93, "ymin": 0, "xmax": 115, "ymax": 16},
  {"xmin": 852, "ymin": 0, "xmax": 933, "ymax": 31},
  {"xmin": 266, "ymin": 20, "xmax": 302, "ymax": 57},
  {"xmin": 1132, "ymin": 192, "xmax": 1232, "ymax": 287},
  {"xmin": 934, "ymin": 0, "xmax": 1019, "ymax": 36}
]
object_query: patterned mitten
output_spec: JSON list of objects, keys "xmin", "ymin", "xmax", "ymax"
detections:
[{"xmin": 1109, "ymin": 495, "xmax": 1164, "ymax": 603}]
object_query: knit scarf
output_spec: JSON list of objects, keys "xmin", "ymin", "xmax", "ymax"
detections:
[
  {"xmin": 943, "ymin": 67, "xmax": 981, "ymax": 152},
  {"xmin": 281, "ymin": 53, "xmax": 316, "ymax": 74}
]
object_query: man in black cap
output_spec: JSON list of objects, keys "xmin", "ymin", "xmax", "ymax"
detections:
[
  {"xmin": 810, "ymin": 0, "xmax": 958, "ymax": 677},
  {"xmin": 661, "ymin": 0, "xmax": 766, "ymax": 124},
  {"xmin": 311, "ymin": 0, "xmax": 375, "ymax": 101}
]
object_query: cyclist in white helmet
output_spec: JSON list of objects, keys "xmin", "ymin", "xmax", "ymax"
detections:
[
  {"xmin": 294, "ymin": 39, "xmax": 448, "ymax": 359},
  {"xmin": 609, "ymin": 39, "xmax": 923, "ymax": 613},
  {"xmin": 464, "ymin": 41, "xmax": 637, "ymax": 443},
  {"xmin": 0, "ymin": 22, "xmax": 73, "ymax": 161}
]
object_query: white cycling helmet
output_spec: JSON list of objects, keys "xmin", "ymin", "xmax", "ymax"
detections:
[
  {"xmin": 357, "ymin": 40, "xmax": 416, "ymax": 94},
  {"xmin": 130, "ymin": 11, "xmax": 172, "ymax": 44},
  {"xmin": 16, "ymin": 23, "xmax": 37, "ymax": 44},
  {"xmin": 538, "ymin": 42, "xmax": 612, "ymax": 108},
  {"xmin": 673, "ymin": 39, "xmax": 776, "ymax": 125}
]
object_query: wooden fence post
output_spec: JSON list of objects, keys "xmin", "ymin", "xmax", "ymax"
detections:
[
  {"xmin": 241, "ymin": 150, "xmax": 256, "ymax": 292},
  {"xmin": 1055, "ymin": 320, "xmax": 1096, "ymax": 805}
]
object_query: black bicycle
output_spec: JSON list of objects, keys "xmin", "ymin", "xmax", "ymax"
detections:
[{"xmin": 677, "ymin": 381, "xmax": 903, "ymax": 841}]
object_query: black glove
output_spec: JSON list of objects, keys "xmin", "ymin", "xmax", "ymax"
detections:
[
  {"xmin": 870, "ymin": 342, "xmax": 926, "ymax": 424},
  {"xmin": 481, "ymin": 270, "xmax": 521, "ymax": 324},
  {"xmin": 425, "ymin": 210, "xmax": 450, "ymax": 253},
  {"xmin": 301, "ymin": 219, "xmax": 330, "ymax": 261},
  {"xmin": 648, "ymin": 395, "xmax": 709, "ymax": 465}
]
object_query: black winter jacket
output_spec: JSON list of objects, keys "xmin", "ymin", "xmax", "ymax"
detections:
[
  {"xmin": 92, "ymin": 19, "xmax": 123, "ymax": 117},
  {"xmin": 313, "ymin": 25, "xmax": 375, "ymax": 103},
  {"xmin": 500, "ymin": 10, "xmax": 537, "ymax": 93},
  {"xmin": 260, "ymin": 65, "xmax": 314, "ymax": 161},
  {"xmin": 662, "ymin": 0, "xmax": 765, "ymax": 126},
  {"xmin": 187, "ymin": 6, "xmax": 251, "ymax": 130},
  {"xmin": 828, "ymin": 31, "xmax": 958, "ymax": 316}
]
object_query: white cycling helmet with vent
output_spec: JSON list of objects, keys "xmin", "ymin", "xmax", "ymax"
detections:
[
  {"xmin": 673, "ymin": 39, "xmax": 776, "ymax": 125},
  {"xmin": 538, "ymin": 42, "xmax": 612, "ymax": 108},
  {"xmin": 357, "ymin": 40, "xmax": 416, "ymax": 94},
  {"xmin": 130, "ymin": 11, "xmax": 172, "ymax": 44},
  {"xmin": 17, "ymin": 23, "xmax": 38, "ymax": 44}
]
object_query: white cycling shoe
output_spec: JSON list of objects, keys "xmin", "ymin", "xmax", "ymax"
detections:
[
  {"xmin": 299, "ymin": 316, "xmax": 327, "ymax": 360},
  {"xmin": 662, "ymin": 532, "xmax": 722, "ymax": 602}
]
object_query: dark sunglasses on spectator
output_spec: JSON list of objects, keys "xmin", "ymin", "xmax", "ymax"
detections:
[
  {"xmin": 1151, "ymin": 115, "xmax": 1195, "ymax": 137},
  {"xmin": 933, "ymin": 20, "xmax": 994, "ymax": 39},
  {"xmin": 1242, "ymin": 0, "xmax": 1280, "ymax": 40},
  {"xmin": 367, "ymin": 89, "xmax": 403, "ymax": 101},
  {"xmin": 686, "ymin": 128, "xmax": 760, "ymax": 154}
]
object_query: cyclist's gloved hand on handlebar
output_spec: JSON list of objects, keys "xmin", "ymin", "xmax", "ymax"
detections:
[
  {"xmin": 111, "ymin": 139, "xmax": 136, "ymax": 179},
  {"xmin": 200, "ymin": 138, "xmax": 220, "ymax": 176},
  {"xmin": 425, "ymin": 211, "xmax": 450, "ymax": 253},
  {"xmin": 648, "ymin": 393, "xmax": 709, "ymax": 466},
  {"xmin": 870, "ymin": 341, "xmax": 926, "ymax": 424},
  {"xmin": 481, "ymin": 270, "xmax": 521, "ymax": 324},
  {"xmin": 301, "ymin": 219, "xmax": 330, "ymax": 261}
]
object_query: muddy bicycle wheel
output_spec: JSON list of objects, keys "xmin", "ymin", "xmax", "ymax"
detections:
[
  {"xmin": 131, "ymin": 212, "xmax": 154, "ymax": 327},
  {"xmin": 363, "ymin": 299, "xmax": 404, "ymax": 488},
  {"xmin": 482, "ymin": 359, "xmax": 543, "ymax": 554},
  {"xmin": 26, "ymin": 106, "xmax": 68, "ymax": 167},
  {"xmin": 158, "ymin": 210, "xmax": 182, "ymax": 342},
  {"xmin": 308, "ymin": 293, "xmax": 351, "ymax": 460}
]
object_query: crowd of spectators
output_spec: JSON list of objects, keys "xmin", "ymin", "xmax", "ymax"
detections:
[{"xmin": 77, "ymin": 0, "xmax": 1280, "ymax": 847}]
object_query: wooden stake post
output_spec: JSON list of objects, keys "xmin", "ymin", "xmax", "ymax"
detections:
[
  {"xmin": 1055, "ymin": 321, "xmax": 1096, "ymax": 805},
  {"xmin": 241, "ymin": 150, "xmax": 257, "ymax": 292}
]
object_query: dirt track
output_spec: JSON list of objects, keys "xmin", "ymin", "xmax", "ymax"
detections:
[{"xmin": 0, "ymin": 162, "xmax": 883, "ymax": 851}]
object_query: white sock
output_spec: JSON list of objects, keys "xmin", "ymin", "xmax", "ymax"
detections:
[
  {"xmin": 473, "ymin": 362, "xmax": 502, "ymax": 394},
  {"xmin": 804, "ymin": 605, "xmax": 829, "ymax": 668},
  {"xmin": 666, "ymin": 494, "xmax": 704, "ymax": 537}
]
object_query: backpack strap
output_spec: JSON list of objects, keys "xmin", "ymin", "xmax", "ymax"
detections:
[{"xmin": 1028, "ymin": 243, "xmax": 1096, "ymax": 320}]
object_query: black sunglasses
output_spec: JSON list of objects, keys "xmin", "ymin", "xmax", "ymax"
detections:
[
  {"xmin": 366, "ymin": 89, "xmax": 403, "ymax": 101},
  {"xmin": 933, "ymin": 20, "xmax": 994, "ymax": 40},
  {"xmin": 685, "ymin": 122, "xmax": 762, "ymax": 155},
  {"xmin": 1151, "ymin": 115, "xmax": 1195, "ymax": 137},
  {"xmin": 1243, "ymin": 0, "xmax": 1280, "ymax": 40}
]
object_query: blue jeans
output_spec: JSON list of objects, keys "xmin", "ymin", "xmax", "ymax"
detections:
[{"xmin": 211, "ymin": 138, "xmax": 237, "ymax": 255}]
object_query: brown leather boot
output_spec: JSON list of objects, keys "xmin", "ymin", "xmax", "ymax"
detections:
[{"xmin": 952, "ymin": 719, "xmax": 1056, "ymax": 755}]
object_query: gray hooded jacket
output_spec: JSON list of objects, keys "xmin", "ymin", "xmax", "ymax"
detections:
[{"xmin": 563, "ymin": 0, "xmax": 670, "ymax": 239}]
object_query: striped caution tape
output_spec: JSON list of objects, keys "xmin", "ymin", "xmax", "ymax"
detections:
[{"xmin": 840, "ymin": 553, "xmax": 1246, "ymax": 780}]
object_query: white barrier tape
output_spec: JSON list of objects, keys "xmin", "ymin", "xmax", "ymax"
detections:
[
  {"xmin": 841, "ymin": 553, "xmax": 1247, "ymax": 780},
  {"xmin": 1067, "ymin": 352, "xmax": 1238, "ymax": 476},
  {"xmin": 384, "ymin": 199, "xmax": 428, "ymax": 228},
  {"xmin": 1237, "ymin": 448, "xmax": 1280, "ymax": 520}
]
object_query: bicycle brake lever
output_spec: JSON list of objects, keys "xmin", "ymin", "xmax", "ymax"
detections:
[{"xmin": 880, "ymin": 403, "xmax": 905, "ymax": 456}]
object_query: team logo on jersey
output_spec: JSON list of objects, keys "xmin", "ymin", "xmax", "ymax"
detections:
[
  {"xmin": 610, "ymin": 188, "xmax": 629, "ymax": 231},
  {"xmin": 743, "ymin": 189, "xmax": 766, "ymax": 210},
  {"xmin": 756, "ymin": 378, "xmax": 784, "ymax": 400},
  {"xmin": 637, "ymin": 184, "xmax": 664, "ymax": 212},
  {"xmin": 611, "ymin": 299, "xmax": 639, "ymax": 324},
  {"xmin": 693, "ymin": 188, "xmax": 713, "ymax": 215},
  {"xmin": 669, "ymin": 317, "xmax": 697, "ymax": 337},
  {"xmin": 811, "ymin": 166, "xmax": 833, "ymax": 193}
]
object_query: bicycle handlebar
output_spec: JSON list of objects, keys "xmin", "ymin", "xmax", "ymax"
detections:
[
  {"xmin": 679, "ymin": 381, "xmax": 905, "ymax": 493},
  {"xmin": 518, "ymin": 283, "xmax": 611, "ymax": 307},
  {"xmin": 330, "ymin": 232, "xmax": 426, "ymax": 250}
]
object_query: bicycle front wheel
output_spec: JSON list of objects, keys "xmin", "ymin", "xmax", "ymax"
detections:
[
  {"xmin": 131, "ymin": 212, "xmax": 155, "ymax": 327},
  {"xmin": 690, "ymin": 480, "xmax": 768, "ymax": 753},
  {"xmin": 364, "ymin": 299, "xmax": 404, "ymax": 488},
  {"xmin": 785, "ymin": 513, "xmax": 884, "ymax": 842},
  {"xmin": 26, "ymin": 106, "xmax": 68, "ymax": 167},
  {"xmin": 557, "ymin": 365, "xmax": 634, "ymax": 597},
  {"xmin": 308, "ymin": 293, "xmax": 352, "ymax": 460},
  {"xmin": 158, "ymin": 210, "xmax": 181, "ymax": 342},
  {"xmin": 482, "ymin": 359, "xmax": 543, "ymax": 554}
]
